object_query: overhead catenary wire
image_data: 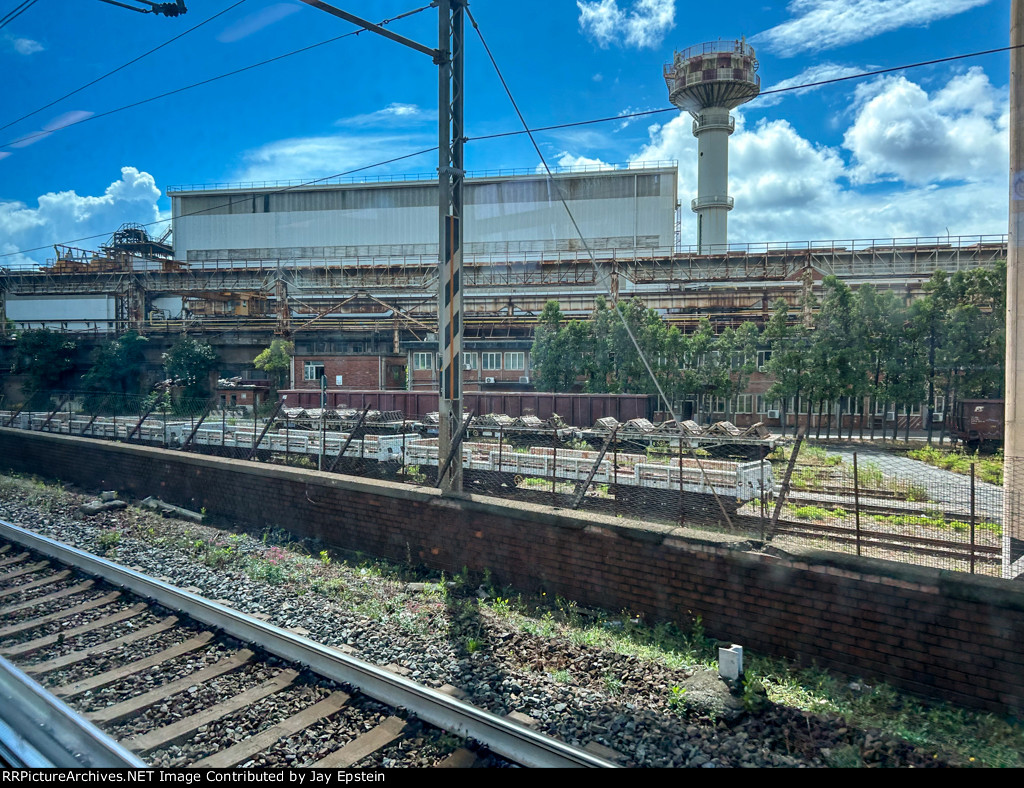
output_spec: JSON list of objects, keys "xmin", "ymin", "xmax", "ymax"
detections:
[
  {"xmin": 0, "ymin": 145, "xmax": 439, "ymax": 259},
  {"xmin": 0, "ymin": 0, "xmax": 38, "ymax": 30},
  {"xmin": 0, "ymin": 2, "xmax": 437, "ymax": 150},
  {"xmin": 0, "ymin": 0, "xmax": 250, "ymax": 134},
  {"xmin": 0, "ymin": 39, "xmax": 1016, "ymax": 261},
  {"xmin": 468, "ymin": 6, "xmax": 741, "ymax": 528},
  {"xmin": 467, "ymin": 43, "xmax": 1024, "ymax": 145},
  {"xmin": 465, "ymin": 6, "xmax": 680, "ymax": 423}
]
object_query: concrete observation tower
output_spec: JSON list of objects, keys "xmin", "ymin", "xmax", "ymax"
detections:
[{"xmin": 664, "ymin": 39, "xmax": 760, "ymax": 253}]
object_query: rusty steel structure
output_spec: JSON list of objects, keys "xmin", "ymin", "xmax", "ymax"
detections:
[{"xmin": 0, "ymin": 234, "xmax": 1007, "ymax": 340}]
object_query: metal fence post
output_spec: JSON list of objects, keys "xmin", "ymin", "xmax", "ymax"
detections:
[
  {"xmin": 970, "ymin": 462, "xmax": 977, "ymax": 575},
  {"xmin": 678, "ymin": 430, "xmax": 684, "ymax": 526},
  {"xmin": 401, "ymin": 421, "xmax": 408, "ymax": 480},
  {"xmin": 759, "ymin": 458, "xmax": 767, "ymax": 542},
  {"xmin": 853, "ymin": 451, "xmax": 862, "ymax": 557},
  {"xmin": 552, "ymin": 429, "xmax": 558, "ymax": 502},
  {"xmin": 613, "ymin": 438, "xmax": 619, "ymax": 517},
  {"xmin": 498, "ymin": 426, "xmax": 504, "ymax": 489}
]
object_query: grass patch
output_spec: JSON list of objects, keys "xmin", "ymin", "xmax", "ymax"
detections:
[
  {"xmin": 792, "ymin": 505, "xmax": 847, "ymax": 521},
  {"xmin": 873, "ymin": 512, "xmax": 1001, "ymax": 536},
  {"xmin": 748, "ymin": 657, "xmax": 1023, "ymax": 767},
  {"xmin": 908, "ymin": 445, "xmax": 1003, "ymax": 485}
]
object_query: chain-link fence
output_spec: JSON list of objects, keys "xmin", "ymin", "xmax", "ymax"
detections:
[
  {"xmin": 0, "ymin": 391, "xmax": 1008, "ymax": 576},
  {"xmin": 760, "ymin": 437, "xmax": 1003, "ymax": 576}
]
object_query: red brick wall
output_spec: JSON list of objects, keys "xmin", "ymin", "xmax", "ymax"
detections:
[
  {"xmin": 294, "ymin": 356, "xmax": 396, "ymax": 390},
  {"xmin": 1, "ymin": 427, "xmax": 1021, "ymax": 716}
]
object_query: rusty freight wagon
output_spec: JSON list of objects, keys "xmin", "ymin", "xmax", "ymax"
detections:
[
  {"xmin": 948, "ymin": 399, "xmax": 1003, "ymax": 445},
  {"xmin": 278, "ymin": 390, "xmax": 657, "ymax": 429}
]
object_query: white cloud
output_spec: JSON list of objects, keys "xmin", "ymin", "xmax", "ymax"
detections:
[
  {"xmin": 577, "ymin": 0, "xmax": 675, "ymax": 49},
  {"xmin": 843, "ymin": 68, "xmax": 1007, "ymax": 185},
  {"xmin": 335, "ymin": 103, "xmax": 436, "ymax": 128},
  {"xmin": 217, "ymin": 3, "xmax": 302, "ymax": 43},
  {"xmin": 7, "ymin": 110, "xmax": 95, "ymax": 150},
  {"xmin": 616, "ymin": 69, "xmax": 1008, "ymax": 245},
  {"xmin": 751, "ymin": 62, "xmax": 864, "ymax": 108},
  {"xmin": 12, "ymin": 37, "xmax": 43, "ymax": 55},
  {"xmin": 538, "ymin": 152, "xmax": 615, "ymax": 174},
  {"xmin": 1, "ymin": 32, "xmax": 43, "ymax": 55},
  {"xmin": 233, "ymin": 133, "xmax": 435, "ymax": 183},
  {"xmin": 0, "ymin": 167, "xmax": 164, "ymax": 267},
  {"xmin": 753, "ymin": 0, "xmax": 991, "ymax": 55}
]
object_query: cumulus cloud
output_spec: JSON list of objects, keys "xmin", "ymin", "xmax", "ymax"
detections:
[
  {"xmin": 843, "ymin": 68, "xmax": 1007, "ymax": 185},
  {"xmin": 614, "ymin": 69, "xmax": 1008, "ymax": 244},
  {"xmin": 217, "ymin": 3, "xmax": 302, "ymax": 43},
  {"xmin": 0, "ymin": 167, "xmax": 163, "ymax": 268},
  {"xmin": 753, "ymin": 0, "xmax": 991, "ymax": 56},
  {"xmin": 538, "ymin": 152, "xmax": 615, "ymax": 174},
  {"xmin": 577, "ymin": 0, "xmax": 675, "ymax": 49}
]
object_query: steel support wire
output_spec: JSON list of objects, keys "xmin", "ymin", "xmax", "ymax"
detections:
[
  {"xmin": 0, "ymin": 655, "xmax": 146, "ymax": 768},
  {"xmin": 467, "ymin": 8, "xmax": 736, "ymax": 528},
  {"xmin": 0, "ymin": 519, "xmax": 616, "ymax": 768}
]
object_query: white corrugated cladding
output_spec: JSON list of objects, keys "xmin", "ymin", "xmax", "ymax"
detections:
[
  {"xmin": 6, "ymin": 295, "xmax": 116, "ymax": 329},
  {"xmin": 170, "ymin": 167, "xmax": 677, "ymax": 262}
]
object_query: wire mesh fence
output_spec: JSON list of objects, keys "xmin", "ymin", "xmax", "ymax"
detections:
[
  {"xmin": 0, "ymin": 390, "xmax": 1009, "ymax": 577},
  {"xmin": 762, "ymin": 437, "xmax": 1003, "ymax": 576}
]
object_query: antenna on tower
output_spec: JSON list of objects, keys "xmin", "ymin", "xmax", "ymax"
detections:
[{"xmin": 664, "ymin": 39, "xmax": 760, "ymax": 254}]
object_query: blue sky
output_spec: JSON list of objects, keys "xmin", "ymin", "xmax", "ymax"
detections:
[{"xmin": 0, "ymin": 0, "xmax": 1013, "ymax": 266}]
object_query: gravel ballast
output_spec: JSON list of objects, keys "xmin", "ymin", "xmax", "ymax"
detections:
[{"xmin": 0, "ymin": 475, "xmax": 971, "ymax": 768}]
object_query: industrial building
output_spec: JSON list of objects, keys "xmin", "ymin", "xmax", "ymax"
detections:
[{"xmin": 0, "ymin": 160, "xmax": 1007, "ymax": 423}]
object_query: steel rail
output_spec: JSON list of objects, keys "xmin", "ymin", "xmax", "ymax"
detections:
[
  {"xmin": 0, "ymin": 519, "xmax": 616, "ymax": 769},
  {"xmin": 0, "ymin": 655, "xmax": 146, "ymax": 768}
]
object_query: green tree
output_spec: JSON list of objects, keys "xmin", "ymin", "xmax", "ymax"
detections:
[
  {"xmin": 853, "ymin": 285, "xmax": 902, "ymax": 439},
  {"xmin": 11, "ymin": 329, "xmax": 78, "ymax": 395},
  {"xmin": 811, "ymin": 277, "xmax": 865, "ymax": 438},
  {"xmin": 163, "ymin": 335, "xmax": 218, "ymax": 400},
  {"xmin": 81, "ymin": 330, "xmax": 149, "ymax": 396},
  {"xmin": 253, "ymin": 338, "xmax": 294, "ymax": 393},
  {"xmin": 682, "ymin": 318, "xmax": 732, "ymax": 424},
  {"xmin": 763, "ymin": 300, "xmax": 811, "ymax": 436}
]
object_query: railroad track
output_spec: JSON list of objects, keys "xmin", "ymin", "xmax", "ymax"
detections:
[
  {"xmin": 0, "ymin": 519, "xmax": 614, "ymax": 769},
  {"xmin": 768, "ymin": 517, "xmax": 1000, "ymax": 565}
]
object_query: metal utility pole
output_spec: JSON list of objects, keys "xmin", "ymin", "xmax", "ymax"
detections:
[
  {"xmin": 436, "ymin": 0, "xmax": 465, "ymax": 494},
  {"xmin": 1006, "ymin": 0, "xmax": 1024, "ymax": 580},
  {"xmin": 300, "ymin": 1, "xmax": 465, "ymax": 494}
]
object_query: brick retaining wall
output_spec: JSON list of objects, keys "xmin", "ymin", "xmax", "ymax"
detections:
[{"xmin": 2, "ymin": 427, "xmax": 1022, "ymax": 715}]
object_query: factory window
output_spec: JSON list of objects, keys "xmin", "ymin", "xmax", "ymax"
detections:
[
  {"xmin": 303, "ymin": 361, "xmax": 325, "ymax": 381},
  {"xmin": 731, "ymin": 352, "xmax": 750, "ymax": 370},
  {"xmin": 413, "ymin": 352, "xmax": 433, "ymax": 370},
  {"xmin": 711, "ymin": 397, "xmax": 726, "ymax": 414},
  {"xmin": 504, "ymin": 352, "xmax": 525, "ymax": 371},
  {"xmin": 463, "ymin": 352, "xmax": 478, "ymax": 371},
  {"xmin": 734, "ymin": 394, "xmax": 753, "ymax": 414},
  {"xmin": 757, "ymin": 350, "xmax": 772, "ymax": 371},
  {"xmin": 482, "ymin": 352, "xmax": 501, "ymax": 370}
]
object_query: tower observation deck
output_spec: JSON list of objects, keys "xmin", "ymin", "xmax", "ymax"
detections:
[{"xmin": 664, "ymin": 40, "xmax": 760, "ymax": 254}]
